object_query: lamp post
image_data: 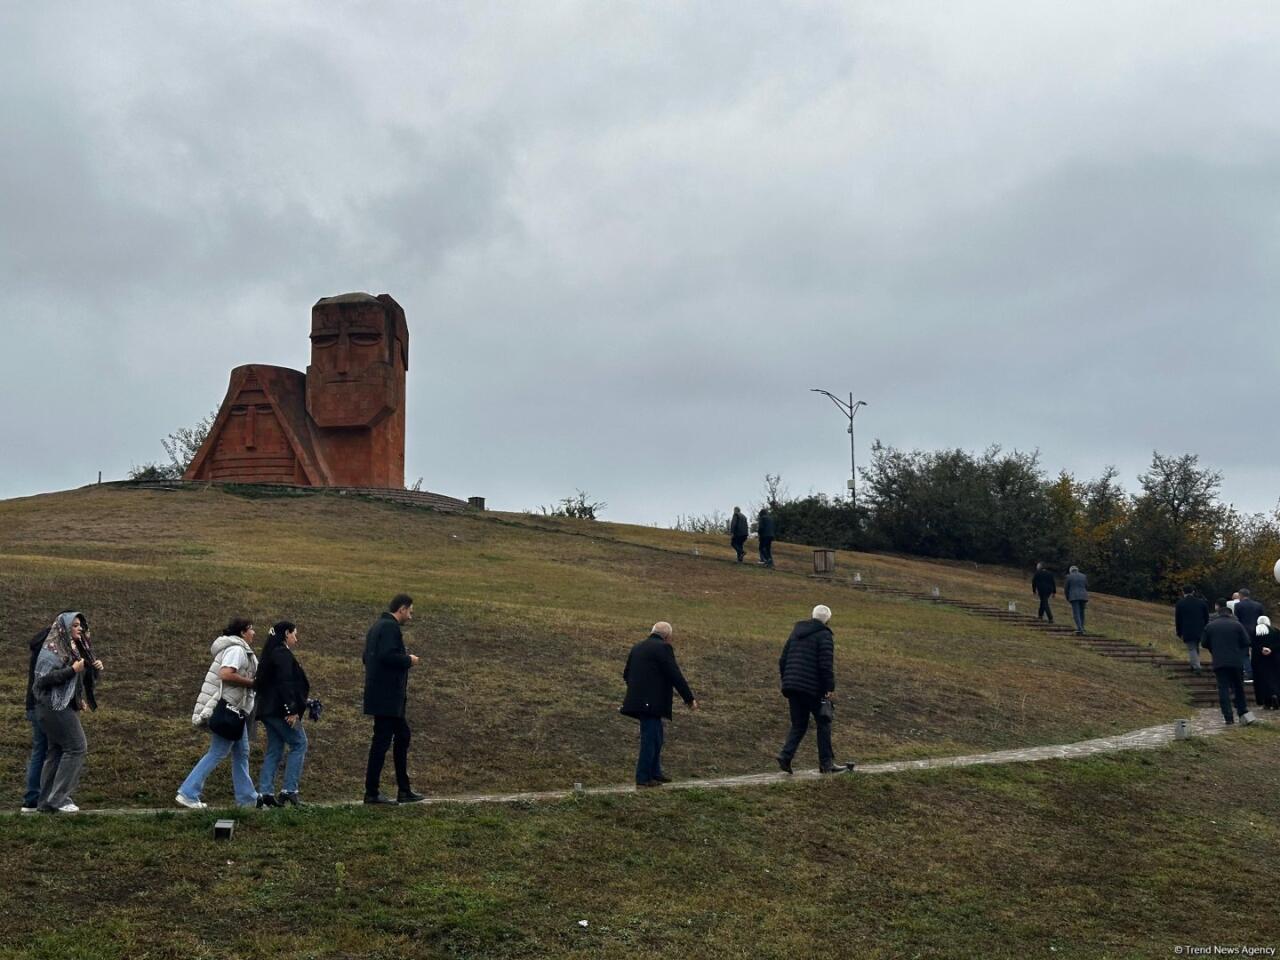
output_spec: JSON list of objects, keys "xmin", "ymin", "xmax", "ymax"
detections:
[{"xmin": 810, "ymin": 389, "xmax": 868, "ymax": 505}]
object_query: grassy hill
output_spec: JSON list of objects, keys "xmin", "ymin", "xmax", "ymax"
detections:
[
  {"xmin": 2, "ymin": 485, "xmax": 1278, "ymax": 958},
  {"xmin": 1, "ymin": 484, "xmax": 1195, "ymax": 807}
]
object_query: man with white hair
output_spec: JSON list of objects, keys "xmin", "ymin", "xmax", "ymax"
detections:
[
  {"xmin": 1064, "ymin": 566, "xmax": 1089, "ymax": 635},
  {"xmin": 620, "ymin": 621, "xmax": 698, "ymax": 788},
  {"xmin": 776, "ymin": 604, "xmax": 852, "ymax": 774}
]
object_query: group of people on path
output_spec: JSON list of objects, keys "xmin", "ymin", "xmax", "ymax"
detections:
[
  {"xmin": 1175, "ymin": 586, "xmax": 1279, "ymax": 720},
  {"xmin": 1030, "ymin": 562, "xmax": 1091, "ymax": 635},
  {"xmin": 728, "ymin": 506, "xmax": 775, "ymax": 567},
  {"xmin": 20, "ymin": 593, "xmax": 851, "ymax": 813}
]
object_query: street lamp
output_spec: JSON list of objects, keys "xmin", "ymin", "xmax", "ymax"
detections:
[{"xmin": 810, "ymin": 389, "xmax": 868, "ymax": 505}]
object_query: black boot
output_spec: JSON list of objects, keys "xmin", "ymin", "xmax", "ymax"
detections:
[
  {"xmin": 278, "ymin": 792, "xmax": 305, "ymax": 807},
  {"xmin": 256, "ymin": 794, "xmax": 279, "ymax": 809}
]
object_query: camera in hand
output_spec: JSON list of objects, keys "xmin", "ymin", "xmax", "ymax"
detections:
[{"xmin": 306, "ymin": 698, "xmax": 323, "ymax": 722}]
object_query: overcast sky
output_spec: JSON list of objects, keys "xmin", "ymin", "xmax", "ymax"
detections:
[{"xmin": 3, "ymin": 2, "xmax": 1277, "ymax": 523}]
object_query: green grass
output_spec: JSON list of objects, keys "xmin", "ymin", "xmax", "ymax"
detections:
[{"xmin": 1, "ymin": 728, "xmax": 1276, "ymax": 959}]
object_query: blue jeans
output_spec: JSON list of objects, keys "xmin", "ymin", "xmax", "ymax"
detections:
[
  {"xmin": 635, "ymin": 716, "xmax": 665, "ymax": 784},
  {"xmin": 178, "ymin": 727, "xmax": 257, "ymax": 807},
  {"xmin": 1070, "ymin": 600, "xmax": 1087, "ymax": 633},
  {"xmin": 24, "ymin": 709, "xmax": 48, "ymax": 808},
  {"xmin": 258, "ymin": 716, "xmax": 308, "ymax": 795}
]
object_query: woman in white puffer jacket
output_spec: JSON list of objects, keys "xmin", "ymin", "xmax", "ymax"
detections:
[{"xmin": 175, "ymin": 618, "xmax": 259, "ymax": 809}]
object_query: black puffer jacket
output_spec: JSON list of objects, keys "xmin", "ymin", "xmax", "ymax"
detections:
[
  {"xmin": 256, "ymin": 644, "xmax": 311, "ymax": 719},
  {"xmin": 758, "ymin": 512, "xmax": 777, "ymax": 539},
  {"xmin": 620, "ymin": 635, "xmax": 694, "ymax": 720},
  {"xmin": 779, "ymin": 619, "xmax": 835, "ymax": 697}
]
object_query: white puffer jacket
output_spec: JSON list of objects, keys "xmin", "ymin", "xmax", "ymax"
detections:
[{"xmin": 191, "ymin": 635, "xmax": 259, "ymax": 726}]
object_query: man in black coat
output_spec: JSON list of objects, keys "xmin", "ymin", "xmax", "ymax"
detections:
[
  {"xmin": 1031, "ymin": 563, "xmax": 1056, "ymax": 622},
  {"xmin": 362, "ymin": 594, "xmax": 423, "ymax": 804},
  {"xmin": 757, "ymin": 508, "xmax": 776, "ymax": 568},
  {"xmin": 776, "ymin": 605, "xmax": 852, "ymax": 774},
  {"xmin": 1174, "ymin": 585, "xmax": 1210, "ymax": 674},
  {"xmin": 1201, "ymin": 599, "xmax": 1256, "ymax": 726},
  {"xmin": 620, "ymin": 621, "xmax": 697, "ymax": 787},
  {"xmin": 1233, "ymin": 588, "xmax": 1264, "ymax": 681},
  {"xmin": 729, "ymin": 507, "xmax": 749, "ymax": 563}
]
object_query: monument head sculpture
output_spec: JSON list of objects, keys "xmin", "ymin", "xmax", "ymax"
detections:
[{"xmin": 306, "ymin": 293, "xmax": 409, "ymax": 429}]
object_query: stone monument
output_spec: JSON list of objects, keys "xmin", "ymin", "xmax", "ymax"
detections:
[{"xmin": 184, "ymin": 293, "xmax": 409, "ymax": 488}]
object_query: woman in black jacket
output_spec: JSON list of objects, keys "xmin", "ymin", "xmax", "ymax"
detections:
[{"xmin": 255, "ymin": 621, "xmax": 311, "ymax": 807}]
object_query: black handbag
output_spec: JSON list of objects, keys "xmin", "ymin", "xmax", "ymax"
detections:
[
  {"xmin": 208, "ymin": 698, "xmax": 247, "ymax": 740},
  {"xmin": 818, "ymin": 698, "xmax": 835, "ymax": 721}
]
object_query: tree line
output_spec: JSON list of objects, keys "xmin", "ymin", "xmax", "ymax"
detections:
[{"xmin": 768, "ymin": 444, "xmax": 1280, "ymax": 608}]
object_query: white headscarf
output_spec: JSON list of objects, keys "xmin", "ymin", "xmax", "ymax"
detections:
[{"xmin": 1257, "ymin": 615, "xmax": 1271, "ymax": 637}]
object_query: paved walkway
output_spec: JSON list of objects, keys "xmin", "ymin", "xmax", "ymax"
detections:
[{"xmin": 31, "ymin": 708, "xmax": 1270, "ymax": 818}]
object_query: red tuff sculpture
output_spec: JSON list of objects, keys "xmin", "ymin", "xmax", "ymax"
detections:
[{"xmin": 185, "ymin": 293, "xmax": 409, "ymax": 488}]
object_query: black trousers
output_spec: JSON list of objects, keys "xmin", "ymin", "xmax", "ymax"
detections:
[
  {"xmin": 365, "ymin": 715, "xmax": 412, "ymax": 796},
  {"xmin": 759, "ymin": 537, "xmax": 774, "ymax": 565},
  {"xmin": 1214, "ymin": 668, "xmax": 1249, "ymax": 723},
  {"xmin": 731, "ymin": 536, "xmax": 747, "ymax": 561},
  {"xmin": 778, "ymin": 693, "xmax": 833, "ymax": 768},
  {"xmin": 1037, "ymin": 596, "xmax": 1054, "ymax": 621}
]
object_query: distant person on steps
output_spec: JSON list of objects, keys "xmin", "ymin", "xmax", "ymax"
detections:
[
  {"xmin": 729, "ymin": 507, "xmax": 749, "ymax": 563},
  {"xmin": 1174, "ymin": 585, "xmax": 1210, "ymax": 674},
  {"xmin": 1251, "ymin": 616, "xmax": 1280, "ymax": 710},
  {"xmin": 620, "ymin": 621, "xmax": 698, "ymax": 788},
  {"xmin": 363, "ymin": 594, "xmax": 424, "ymax": 805},
  {"xmin": 1031, "ymin": 563, "xmax": 1057, "ymax": 623},
  {"xmin": 1232, "ymin": 588, "xmax": 1263, "ymax": 682},
  {"xmin": 775, "ymin": 605, "xmax": 852, "ymax": 775},
  {"xmin": 1064, "ymin": 565, "xmax": 1089, "ymax": 635},
  {"xmin": 1200, "ymin": 598, "xmax": 1255, "ymax": 726}
]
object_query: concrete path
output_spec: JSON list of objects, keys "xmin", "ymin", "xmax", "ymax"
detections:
[{"xmin": 27, "ymin": 708, "xmax": 1270, "ymax": 818}]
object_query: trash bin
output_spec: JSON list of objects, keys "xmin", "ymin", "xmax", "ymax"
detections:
[{"xmin": 813, "ymin": 550, "xmax": 836, "ymax": 575}]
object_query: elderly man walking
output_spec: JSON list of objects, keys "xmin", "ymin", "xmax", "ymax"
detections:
[
  {"xmin": 620, "ymin": 622, "xmax": 698, "ymax": 788},
  {"xmin": 776, "ymin": 605, "xmax": 853, "ymax": 775},
  {"xmin": 1174, "ymin": 585, "xmax": 1210, "ymax": 674},
  {"xmin": 1031, "ymin": 563, "xmax": 1057, "ymax": 623},
  {"xmin": 1201, "ymin": 598, "xmax": 1256, "ymax": 726},
  {"xmin": 1065, "ymin": 566, "xmax": 1089, "ymax": 635},
  {"xmin": 728, "ymin": 507, "xmax": 749, "ymax": 563}
]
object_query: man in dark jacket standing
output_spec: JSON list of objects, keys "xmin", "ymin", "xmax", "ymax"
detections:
[
  {"xmin": 1064, "ymin": 566, "xmax": 1089, "ymax": 635},
  {"xmin": 620, "ymin": 621, "xmax": 697, "ymax": 787},
  {"xmin": 1201, "ymin": 599, "xmax": 1256, "ymax": 726},
  {"xmin": 1174, "ymin": 585, "xmax": 1210, "ymax": 674},
  {"xmin": 1233, "ymin": 588, "xmax": 1264, "ymax": 681},
  {"xmin": 362, "ymin": 594, "xmax": 424, "ymax": 804},
  {"xmin": 729, "ymin": 507, "xmax": 749, "ymax": 563},
  {"xmin": 757, "ymin": 508, "xmax": 776, "ymax": 568},
  {"xmin": 776, "ymin": 605, "xmax": 852, "ymax": 774},
  {"xmin": 1031, "ymin": 563, "xmax": 1056, "ymax": 622}
]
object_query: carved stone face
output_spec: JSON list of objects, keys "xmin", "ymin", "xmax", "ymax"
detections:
[
  {"xmin": 207, "ymin": 372, "xmax": 298, "ymax": 482},
  {"xmin": 306, "ymin": 296, "xmax": 405, "ymax": 428}
]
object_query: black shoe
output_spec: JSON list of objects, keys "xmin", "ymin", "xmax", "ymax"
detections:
[
  {"xmin": 636, "ymin": 780, "xmax": 663, "ymax": 789},
  {"xmin": 651, "ymin": 773, "xmax": 672, "ymax": 784},
  {"xmin": 1224, "ymin": 719, "xmax": 1235, "ymax": 726},
  {"xmin": 278, "ymin": 792, "xmax": 305, "ymax": 807},
  {"xmin": 364, "ymin": 794, "xmax": 397, "ymax": 805},
  {"xmin": 776, "ymin": 755, "xmax": 793, "ymax": 774},
  {"xmin": 397, "ymin": 790, "xmax": 426, "ymax": 804},
  {"xmin": 256, "ymin": 794, "xmax": 279, "ymax": 809},
  {"xmin": 820, "ymin": 762, "xmax": 854, "ymax": 774}
]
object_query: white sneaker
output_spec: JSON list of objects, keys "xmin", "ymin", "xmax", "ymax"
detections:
[
  {"xmin": 1242, "ymin": 712, "xmax": 1258, "ymax": 726},
  {"xmin": 56, "ymin": 802, "xmax": 80, "ymax": 813},
  {"xmin": 19, "ymin": 806, "xmax": 37, "ymax": 814},
  {"xmin": 175, "ymin": 793, "xmax": 207, "ymax": 810}
]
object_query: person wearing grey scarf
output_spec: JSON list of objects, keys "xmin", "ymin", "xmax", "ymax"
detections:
[{"xmin": 31, "ymin": 611, "xmax": 104, "ymax": 813}]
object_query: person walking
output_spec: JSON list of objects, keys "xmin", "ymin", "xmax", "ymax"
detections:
[
  {"xmin": 620, "ymin": 621, "xmax": 698, "ymax": 787},
  {"xmin": 775, "ymin": 605, "xmax": 852, "ymax": 775},
  {"xmin": 1174, "ymin": 585, "xmax": 1210, "ymax": 674},
  {"xmin": 1250, "ymin": 616, "xmax": 1280, "ymax": 710},
  {"xmin": 31, "ymin": 611, "xmax": 102, "ymax": 813},
  {"xmin": 1233, "ymin": 589, "xmax": 1264, "ymax": 682},
  {"xmin": 20, "ymin": 614, "xmax": 70, "ymax": 814},
  {"xmin": 176, "ymin": 618, "xmax": 260, "ymax": 809},
  {"xmin": 255, "ymin": 621, "xmax": 311, "ymax": 808},
  {"xmin": 757, "ymin": 508, "xmax": 776, "ymax": 568},
  {"xmin": 363, "ymin": 594, "xmax": 424, "ymax": 805},
  {"xmin": 1064, "ymin": 565, "xmax": 1089, "ymax": 635},
  {"xmin": 1031, "ymin": 563, "xmax": 1057, "ymax": 622},
  {"xmin": 1200, "ymin": 599, "xmax": 1256, "ymax": 726},
  {"xmin": 729, "ymin": 507, "xmax": 749, "ymax": 563}
]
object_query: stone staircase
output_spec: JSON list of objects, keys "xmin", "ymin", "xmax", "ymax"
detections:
[{"xmin": 830, "ymin": 576, "xmax": 1221, "ymax": 709}]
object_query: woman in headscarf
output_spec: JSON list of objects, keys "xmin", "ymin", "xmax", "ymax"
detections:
[
  {"xmin": 1251, "ymin": 615, "xmax": 1280, "ymax": 710},
  {"xmin": 31, "ymin": 611, "xmax": 103, "ymax": 813},
  {"xmin": 255, "ymin": 620, "xmax": 311, "ymax": 807}
]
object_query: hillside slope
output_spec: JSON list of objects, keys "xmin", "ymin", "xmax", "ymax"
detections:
[{"xmin": 1, "ymin": 485, "xmax": 1193, "ymax": 806}]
